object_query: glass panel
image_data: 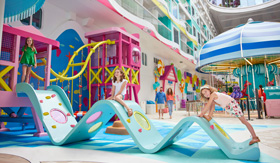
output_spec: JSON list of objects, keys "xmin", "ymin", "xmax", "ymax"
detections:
[
  {"xmin": 173, "ymin": 28, "xmax": 179, "ymax": 44},
  {"xmin": 32, "ymin": 9, "xmax": 42, "ymax": 29},
  {"xmin": 20, "ymin": 17, "xmax": 30, "ymax": 25}
]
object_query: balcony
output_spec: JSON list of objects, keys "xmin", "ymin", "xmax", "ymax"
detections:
[
  {"xmin": 180, "ymin": 40, "xmax": 193, "ymax": 56},
  {"xmin": 116, "ymin": 0, "xmax": 172, "ymax": 41},
  {"xmin": 185, "ymin": 22, "xmax": 191, "ymax": 33}
]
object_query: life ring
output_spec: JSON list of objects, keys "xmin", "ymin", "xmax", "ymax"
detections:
[{"xmin": 179, "ymin": 79, "xmax": 185, "ymax": 93}]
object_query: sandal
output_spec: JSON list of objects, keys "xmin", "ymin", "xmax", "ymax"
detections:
[
  {"xmin": 127, "ymin": 108, "xmax": 133, "ymax": 117},
  {"xmin": 203, "ymin": 115, "xmax": 212, "ymax": 122},
  {"xmin": 10, "ymin": 112, "xmax": 17, "ymax": 118},
  {"xmin": 249, "ymin": 137, "xmax": 260, "ymax": 145}
]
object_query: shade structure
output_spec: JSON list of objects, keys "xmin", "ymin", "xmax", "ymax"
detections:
[
  {"xmin": 4, "ymin": 0, "xmax": 45, "ymax": 23},
  {"xmin": 196, "ymin": 20, "xmax": 280, "ymax": 74}
]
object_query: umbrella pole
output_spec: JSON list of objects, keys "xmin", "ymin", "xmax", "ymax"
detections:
[
  {"xmin": 0, "ymin": 0, "xmax": 5, "ymax": 57},
  {"xmin": 240, "ymin": 65, "xmax": 243, "ymax": 90},
  {"xmin": 211, "ymin": 68, "xmax": 214, "ymax": 87},
  {"xmin": 264, "ymin": 60, "xmax": 270, "ymax": 85},
  {"xmin": 251, "ymin": 64, "xmax": 257, "ymax": 114},
  {"xmin": 245, "ymin": 62, "xmax": 251, "ymax": 120}
]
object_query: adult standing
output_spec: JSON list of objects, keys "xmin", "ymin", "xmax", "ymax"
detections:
[
  {"xmin": 155, "ymin": 87, "xmax": 167, "ymax": 119},
  {"xmin": 258, "ymin": 85, "xmax": 267, "ymax": 116},
  {"xmin": 166, "ymin": 88, "xmax": 175, "ymax": 119}
]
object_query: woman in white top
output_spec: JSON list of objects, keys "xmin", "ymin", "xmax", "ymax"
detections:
[{"xmin": 106, "ymin": 68, "xmax": 133, "ymax": 117}]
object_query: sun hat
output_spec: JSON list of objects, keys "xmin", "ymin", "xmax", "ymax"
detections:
[{"xmin": 200, "ymin": 85, "xmax": 209, "ymax": 91}]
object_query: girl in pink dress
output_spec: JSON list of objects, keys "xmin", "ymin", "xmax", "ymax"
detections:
[{"xmin": 198, "ymin": 84, "xmax": 260, "ymax": 145}]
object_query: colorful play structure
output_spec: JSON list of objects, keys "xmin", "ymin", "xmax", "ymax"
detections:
[
  {"xmin": 84, "ymin": 27, "xmax": 141, "ymax": 106},
  {"xmin": 0, "ymin": 25, "xmax": 141, "ymax": 129},
  {"xmin": 16, "ymin": 82, "xmax": 260, "ymax": 161},
  {"xmin": 0, "ymin": 24, "xmax": 59, "ymax": 135},
  {"xmin": 0, "ymin": 24, "xmax": 261, "ymax": 161}
]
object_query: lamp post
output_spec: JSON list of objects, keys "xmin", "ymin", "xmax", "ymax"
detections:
[{"xmin": 222, "ymin": 76, "xmax": 228, "ymax": 93}]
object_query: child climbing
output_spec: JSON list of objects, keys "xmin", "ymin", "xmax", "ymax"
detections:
[
  {"xmin": 198, "ymin": 84, "xmax": 260, "ymax": 145},
  {"xmin": 106, "ymin": 68, "xmax": 133, "ymax": 117},
  {"xmin": 19, "ymin": 37, "xmax": 37, "ymax": 83}
]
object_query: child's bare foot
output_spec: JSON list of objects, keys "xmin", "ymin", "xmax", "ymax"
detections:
[
  {"xmin": 170, "ymin": 116, "xmax": 172, "ymax": 119},
  {"xmin": 127, "ymin": 108, "xmax": 133, "ymax": 117},
  {"xmin": 249, "ymin": 137, "xmax": 260, "ymax": 145},
  {"xmin": 10, "ymin": 112, "xmax": 17, "ymax": 118},
  {"xmin": 203, "ymin": 115, "xmax": 212, "ymax": 122}
]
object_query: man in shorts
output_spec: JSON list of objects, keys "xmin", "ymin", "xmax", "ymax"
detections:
[{"xmin": 155, "ymin": 87, "xmax": 167, "ymax": 119}]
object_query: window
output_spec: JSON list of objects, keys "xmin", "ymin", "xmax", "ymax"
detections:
[
  {"xmin": 154, "ymin": 57, "xmax": 160, "ymax": 64},
  {"xmin": 142, "ymin": 52, "xmax": 147, "ymax": 66},
  {"xmin": 194, "ymin": 47, "xmax": 197, "ymax": 59},
  {"xmin": 173, "ymin": 28, "xmax": 179, "ymax": 44},
  {"xmin": 198, "ymin": 33, "xmax": 201, "ymax": 44},
  {"xmin": 193, "ymin": 27, "xmax": 196, "ymax": 37},
  {"xmin": 191, "ymin": 7, "xmax": 195, "ymax": 16},
  {"xmin": 20, "ymin": 9, "xmax": 42, "ymax": 29},
  {"xmin": 172, "ymin": 0, "xmax": 178, "ymax": 19}
]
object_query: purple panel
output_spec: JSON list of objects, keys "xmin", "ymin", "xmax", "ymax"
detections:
[
  {"xmin": 50, "ymin": 109, "xmax": 68, "ymax": 124},
  {"xmin": 86, "ymin": 111, "xmax": 102, "ymax": 124}
]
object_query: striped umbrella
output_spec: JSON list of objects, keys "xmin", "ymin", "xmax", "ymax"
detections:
[
  {"xmin": 3, "ymin": 0, "xmax": 45, "ymax": 23},
  {"xmin": 196, "ymin": 19, "xmax": 280, "ymax": 74}
]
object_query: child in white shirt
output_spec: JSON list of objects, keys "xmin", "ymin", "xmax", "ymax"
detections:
[{"xmin": 106, "ymin": 68, "xmax": 133, "ymax": 117}]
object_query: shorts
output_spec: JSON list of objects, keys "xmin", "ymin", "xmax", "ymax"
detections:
[
  {"xmin": 115, "ymin": 94, "xmax": 125, "ymax": 100},
  {"xmin": 157, "ymin": 104, "xmax": 165, "ymax": 110},
  {"xmin": 225, "ymin": 100, "xmax": 244, "ymax": 117},
  {"xmin": 22, "ymin": 63, "xmax": 33, "ymax": 67}
]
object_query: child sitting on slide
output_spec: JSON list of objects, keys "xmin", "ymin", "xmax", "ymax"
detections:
[
  {"xmin": 198, "ymin": 84, "xmax": 260, "ymax": 145},
  {"xmin": 106, "ymin": 68, "xmax": 133, "ymax": 117}
]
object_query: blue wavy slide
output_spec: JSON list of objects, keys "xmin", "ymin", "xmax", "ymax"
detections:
[{"xmin": 16, "ymin": 83, "xmax": 260, "ymax": 161}]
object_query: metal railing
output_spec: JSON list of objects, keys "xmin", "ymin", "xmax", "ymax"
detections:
[
  {"xmin": 180, "ymin": 40, "xmax": 193, "ymax": 55},
  {"xmin": 186, "ymin": 101, "xmax": 205, "ymax": 116},
  {"xmin": 116, "ymin": 0, "xmax": 172, "ymax": 41}
]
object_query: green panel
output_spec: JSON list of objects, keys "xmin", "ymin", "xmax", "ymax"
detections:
[
  {"xmin": 159, "ymin": 16, "xmax": 171, "ymax": 29},
  {"xmin": 158, "ymin": 16, "xmax": 172, "ymax": 40}
]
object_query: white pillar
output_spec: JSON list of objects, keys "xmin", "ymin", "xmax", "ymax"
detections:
[{"xmin": 0, "ymin": 0, "xmax": 5, "ymax": 57}]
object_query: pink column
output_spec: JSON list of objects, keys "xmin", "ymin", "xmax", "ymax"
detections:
[
  {"xmin": 31, "ymin": 107, "xmax": 47, "ymax": 137},
  {"xmin": 87, "ymin": 39, "xmax": 91, "ymax": 90},
  {"xmin": 162, "ymin": 79, "xmax": 165, "ymax": 91},
  {"xmin": 10, "ymin": 35, "xmax": 20, "ymax": 91},
  {"xmin": 0, "ymin": 108, "xmax": 10, "ymax": 131},
  {"xmin": 102, "ymin": 35, "xmax": 105, "ymax": 99},
  {"xmin": 44, "ymin": 44, "xmax": 52, "ymax": 89},
  {"xmin": 118, "ymin": 32, "xmax": 122, "ymax": 65}
]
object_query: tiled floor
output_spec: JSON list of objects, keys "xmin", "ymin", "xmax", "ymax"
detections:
[{"xmin": 0, "ymin": 110, "xmax": 279, "ymax": 163}]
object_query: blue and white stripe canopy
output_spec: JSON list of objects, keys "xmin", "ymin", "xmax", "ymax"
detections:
[
  {"xmin": 4, "ymin": 0, "xmax": 45, "ymax": 23},
  {"xmin": 196, "ymin": 21, "xmax": 280, "ymax": 74}
]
